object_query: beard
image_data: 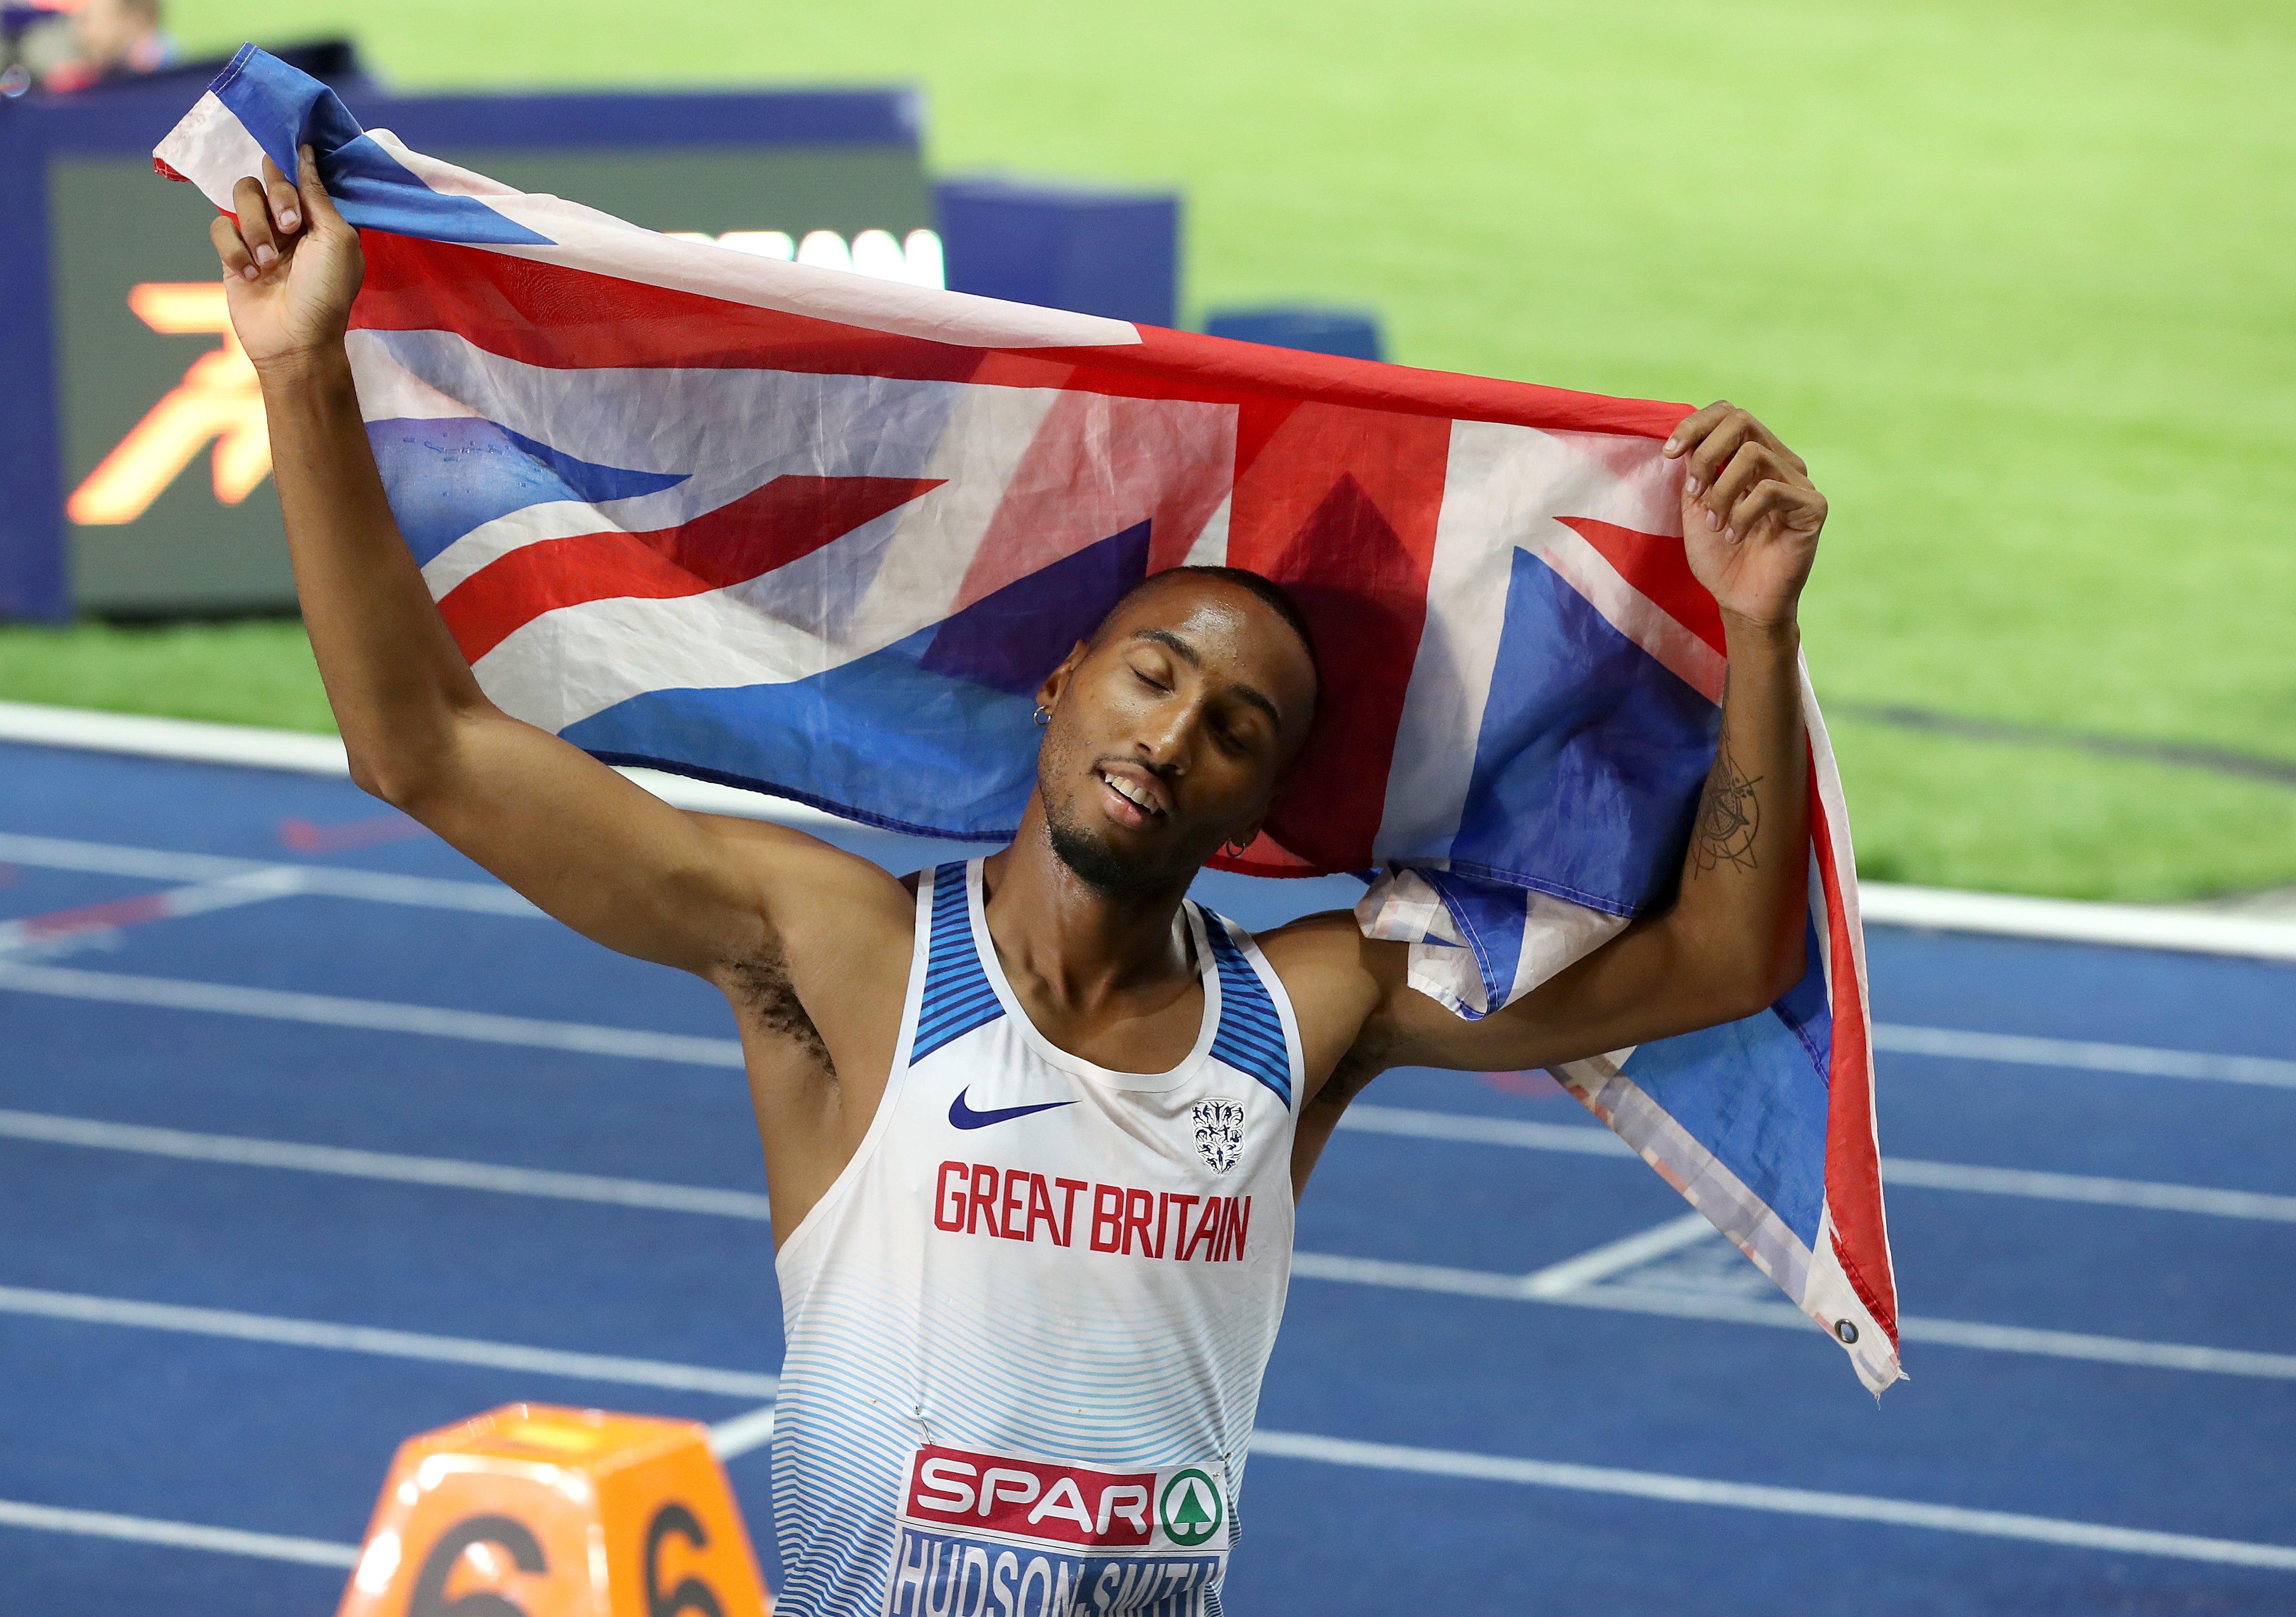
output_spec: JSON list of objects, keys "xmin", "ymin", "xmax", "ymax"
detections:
[{"xmin": 1044, "ymin": 796, "xmax": 1172, "ymax": 899}]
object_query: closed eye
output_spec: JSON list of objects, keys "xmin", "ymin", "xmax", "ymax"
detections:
[{"xmin": 1211, "ymin": 713, "xmax": 1262, "ymax": 757}]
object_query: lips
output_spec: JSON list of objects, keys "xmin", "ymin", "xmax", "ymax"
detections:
[{"xmin": 1095, "ymin": 766, "xmax": 1167, "ymax": 824}]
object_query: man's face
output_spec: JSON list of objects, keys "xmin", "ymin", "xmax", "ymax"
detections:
[{"xmin": 1034, "ymin": 577, "xmax": 1318, "ymax": 898}]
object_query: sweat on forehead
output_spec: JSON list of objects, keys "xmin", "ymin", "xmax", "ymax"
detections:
[{"xmin": 1089, "ymin": 567, "xmax": 1320, "ymax": 684}]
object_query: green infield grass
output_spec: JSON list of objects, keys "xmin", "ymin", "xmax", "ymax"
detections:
[{"xmin": 7, "ymin": 0, "xmax": 2289, "ymax": 900}]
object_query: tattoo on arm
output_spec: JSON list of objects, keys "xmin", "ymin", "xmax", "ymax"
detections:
[{"xmin": 1692, "ymin": 733, "xmax": 1763, "ymax": 875}]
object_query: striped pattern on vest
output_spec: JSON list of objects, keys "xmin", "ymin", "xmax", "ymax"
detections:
[
  {"xmin": 1204, "ymin": 915, "xmax": 1292, "ymax": 1107},
  {"xmin": 911, "ymin": 863, "xmax": 1003, "ymax": 1064}
]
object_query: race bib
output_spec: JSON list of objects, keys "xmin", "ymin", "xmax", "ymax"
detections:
[{"xmin": 882, "ymin": 1444, "xmax": 1230, "ymax": 1617}]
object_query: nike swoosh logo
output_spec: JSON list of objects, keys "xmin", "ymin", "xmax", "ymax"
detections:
[{"xmin": 948, "ymin": 1090, "xmax": 1077, "ymax": 1130}]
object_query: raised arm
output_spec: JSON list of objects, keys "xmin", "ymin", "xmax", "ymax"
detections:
[
  {"xmin": 1276, "ymin": 401, "xmax": 1825, "ymax": 1103},
  {"xmin": 212, "ymin": 151, "xmax": 908, "ymax": 981}
]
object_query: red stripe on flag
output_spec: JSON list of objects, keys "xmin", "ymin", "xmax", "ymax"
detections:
[
  {"xmin": 1809, "ymin": 772, "xmax": 1897, "ymax": 1344},
  {"xmin": 1555, "ymin": 517, "xmax": 1725, "ymax": 657},
  {"xmin": 1222, "ymin": 403, "xmax": 1452, "ymax": 871},
  {"xmin": 350, "ymin": 234, "xmax": 1693, "ymax": 440},
  {"xmin": 438, "ymin": 474, "xmax": 941, "ymax": 664},
  {"xmin": 355, "ymin": 232, "xmax": 994, "ymax": 382}
]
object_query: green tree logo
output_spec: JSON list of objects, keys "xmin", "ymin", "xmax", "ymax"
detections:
[{"xmin": 1158, "ymin": 1470, "xmax": 1223, "ymax": 1548}]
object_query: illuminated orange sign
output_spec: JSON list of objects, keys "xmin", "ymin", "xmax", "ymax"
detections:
[{"xmin": 68, "ymin": 282, "xmax": 271, "ymax": 526}]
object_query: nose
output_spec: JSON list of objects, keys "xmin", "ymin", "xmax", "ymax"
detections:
[{"xmin": 1132, "ymin": 690, "xmax": 1203, "ymax": 775}]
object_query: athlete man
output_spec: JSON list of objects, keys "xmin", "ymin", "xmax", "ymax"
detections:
[{"xmin": 213, "ymin": 153, "xmax": 1828, "ymax": 1615}]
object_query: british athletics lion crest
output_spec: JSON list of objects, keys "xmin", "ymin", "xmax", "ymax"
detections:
[{"xmin": 1190, "ymin": 1098, "xmax": 1246, "ymax": 1175}]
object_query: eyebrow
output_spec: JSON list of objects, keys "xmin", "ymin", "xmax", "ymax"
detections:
[{"xmin": 1129, "ymin": 627, "xmax": 1285, "ymax": 731}]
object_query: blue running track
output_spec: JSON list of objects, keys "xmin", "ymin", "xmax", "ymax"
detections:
[{"xmin": 2, "ymin": 738, "xmax": 2293, "ymax": 1613}]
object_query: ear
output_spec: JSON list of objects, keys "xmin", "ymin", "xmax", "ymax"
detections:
[{"xmin": 1035, "ymin": 640, "xmax": 1090, "ymax": 714}]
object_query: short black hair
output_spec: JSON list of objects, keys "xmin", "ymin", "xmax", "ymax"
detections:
[{"xmin": 1097, "ymin": 565, "xmax": 1321, "ymax": 704}]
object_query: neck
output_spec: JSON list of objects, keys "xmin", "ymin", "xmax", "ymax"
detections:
[{"xmin": 979, "ymin": 802, "xmax": 1196, "ymax": 1008}]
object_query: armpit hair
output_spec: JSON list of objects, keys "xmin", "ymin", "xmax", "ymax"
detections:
[{"xmin": 725, "ymin": 946, "xmax": 836, "ymax": 1077}]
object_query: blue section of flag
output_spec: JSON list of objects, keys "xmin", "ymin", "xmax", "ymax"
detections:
[
  {"xmin": 209, "ymin": 45, "xmax": 555, "ymax": 246},
  {"xmin": 1617, "ymin": 922, "xmax": 1833, "ymax": 1246},
  {"xmin": 1408, "ymin": 871, "xmax": 1526, "ymax": 1022},
  {"xmin": 368, "ymin": 417, "xmax": 690, "ymax": 564},
  {"xmin": 564, "ymin": 623, "xmax": 1039, "ymax": 838},
  {"xmin": 919, "ymin": 521, "xmax": 1152, "ymax": 695},
  {"xmin": 1449, "ymin": 549, "xmax": 1718, "ymax": 918},
  {"xmin": 563, "ymin": 524, "xmax": 1154, "ymax": 837}
]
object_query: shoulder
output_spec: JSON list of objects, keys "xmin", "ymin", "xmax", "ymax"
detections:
[
  {"xmin": 1240, "ymin": 909, "xmax": 1408, "ymax": 1100},
  {"xmin": 686, "ymin": 810, "xmax": 919, "ymax": 946},
  {"xmin": 1253, "ymin": 907, "xmax": 1414, "ymax": 981}
]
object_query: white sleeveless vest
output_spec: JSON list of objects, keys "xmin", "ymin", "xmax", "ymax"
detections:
[{"xmin": 770, "ymin": 858, "xmax": 1304, "ymax": 1617}]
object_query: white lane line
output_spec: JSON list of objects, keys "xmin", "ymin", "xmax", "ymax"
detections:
[
  {"xmin": 0, "ymin": 869, "xmax": 304, "ymax": 954},
  {"xmin": 7, "ymin": 835, "xmax": 2287, "ymax": 1088},
  {"xmin": 0, "ymin": 831, "xmax": 288, "ymax": 884},
  {"xmin": 1885, "ymin": 1315, "xmax": 2296, "ymax": 1379},
  {"xmin": 1881, "ymin": 1159, "xmax": 2296, "ymax": 1222},
  {"xmin": 13, "ymin": 1104, "xmax": 2284, "ymax": 1377},
  {"xmin": 1518, "ymin": 1213, "xmax": 1715, "ymax": 1297},
  {"xmin": 0, "ymin": 832, "xmax": 538, "ymax": 917},
  {"xmin": 13, "ymin": 1424, "xmax": 2293, "ymax": 1574},
  {"xmin": 709, "ymin": 1404, "xmax": 779, "ymax": 1461},
  {"xmin": 0, "ymin": 1285, "xmax": 780, "ymax": 1399},
  {"xmin": 0, "ymin": 704, "xmax": 847, "ymax": 830},
  {"xmin": 1249, "ymin": 1429, "xmax": 2296, "ymax": 1570},
  {"xmin": 0, "ymin": 1110, "xmax": 773, "ymax": 1221},
  {"xmin": 1288, "ymin": 1253, "xmax": 2296, "ymax": 1379},
  {"xmin": 0, "ymin": 963, "xmax": 744, "ymax": 1068},
  {"xmin": 1341, "ymin": 1105, "xmax": 2296, "ymax": 1223},
  {"xmin": 1340, "ymin": 1104, "xmax": 1632, "ymax": 1157},
  {"xmin": 1872, "ymin": 1023, "xmax": 2296, "ymax": 1090},
  {"xmin": 0, "ymin": 1498, "xmax": 358, "ymax": 1567},
  {"xmin": 1859, "ymin": 880, "xmax": 2296, "ymax": 964},
  {"xmin": 1287, "ymin": 1252, "xmax": 1532, "ymax": 1300}
]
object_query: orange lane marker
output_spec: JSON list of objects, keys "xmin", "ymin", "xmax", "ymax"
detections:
[{"xmin": 337, "ymin": 1403, "xmax": 772, "ymax": 1617}]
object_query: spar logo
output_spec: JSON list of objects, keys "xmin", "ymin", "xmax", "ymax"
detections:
[
  {"xmin": 906, "ymin": 1447, "xmax": 1155, "ymax": 1549},
  {"xmin": 890, "ymin": 1446, "xmax": 1230, "ymax": 1617},
  {"xmin": 1157, "ymin": 1470, "xmax": 1222, "ymax": 1548}
]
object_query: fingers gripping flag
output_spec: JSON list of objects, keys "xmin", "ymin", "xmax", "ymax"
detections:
[{"xmin": 159, "ymin": 47, "xmax": 1901, "ymax": 1392}]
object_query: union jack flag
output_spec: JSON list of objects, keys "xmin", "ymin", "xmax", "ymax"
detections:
[{"xmin": 158, "ymin": 47, "xmax": 1901, "ymax": 1391}]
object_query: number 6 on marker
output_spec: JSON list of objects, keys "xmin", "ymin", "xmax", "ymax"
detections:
[
  {"xmin": 647, "ymin": 1503, "xmax": 725, "ymax": 1617},
  {"xmin": 335, "ymin": 1405, "xmax": 773, "ymax": 1617},
  {"xmin": 408, "ymin": 1515, "xmax": 549, "ymax": 1617}
]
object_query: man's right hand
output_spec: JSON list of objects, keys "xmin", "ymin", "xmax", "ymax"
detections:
[{"xmin": 209, "ymin": 145, "xmax": 363, "ymax": 375}]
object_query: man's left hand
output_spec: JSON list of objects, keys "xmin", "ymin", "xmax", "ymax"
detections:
[{"xmin": 1663, "ymin": 400, "xmax": 1826, "ymax": 632}]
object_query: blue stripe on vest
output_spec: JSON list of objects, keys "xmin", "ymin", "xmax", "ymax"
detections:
[
  {"xmin": 912, "ymin": 863, "xmax": 1005, "ymax": 1065},
  {"xmin": 1204, "ymin": 914, "xmax": 1293, "ymax": 1107}
]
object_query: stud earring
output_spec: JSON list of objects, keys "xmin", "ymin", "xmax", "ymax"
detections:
[{"xmin": 1033, "ymin": 705, "xmax": 1051, "ymax": 727}]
